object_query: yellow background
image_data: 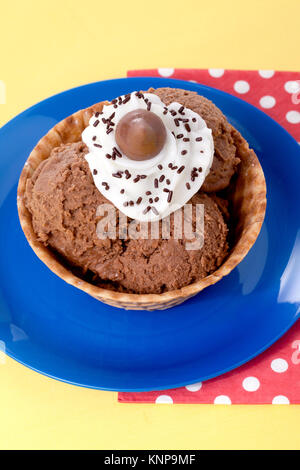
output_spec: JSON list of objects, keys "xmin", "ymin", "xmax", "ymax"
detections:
[{"xmin": 0, "ymin": 0, "xmax": 300, "ymax": 450}]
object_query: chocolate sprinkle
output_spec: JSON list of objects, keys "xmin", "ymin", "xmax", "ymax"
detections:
[
  {"xmin": 92, "ymin": 136, "xmax": 97, "ymax": 141},
  {"xmin": 158, "ymin": 164, "xmax": 163, "ymax": 170},
  {"xmin": 93, "ymin": 120, "xmax": 100, "ymax": 127},
  {"xmin": 178, "ymin": 105, "xmax": 185, "ymax": 114},
  {"xmin": 181, "ymin": 150, "xmax": 187, "ymax": 155},
  {"xmin": 177, "ymin": 134, "xmax": 183, "ymax": 139},
  {"xmin": 122, "ymin": 95, "xmax": 131, "ymax": 105},
  {"xmin": 186, "ymin": 182, "xmax": 191, "ymax": 190},
  {"xmin": 120, "ymin": 189, "xmax": 125, "ymax": 194},
  {"xmin": 94, "ymin": 143, "xmax": 102, "ymax": 148},
  {"xmin": 196, "ymin": 137, "xmax": 203, "ymax": 142},
  {"xmin": 168, "ymin": 163, "xmax": 178, "ymax": 170},
  {"xmin": 143, "ymin": 206, "xmax": 151, "ymax": 214},
  {"xmin": 185, "ymin": 123, "xmax": 191, "ymax": 132},
  {"xmin": 167, "ymin": 191, "xmax": 173, "ymax": 203},
  {"xmin": 191, "ymin": 168, "xmax": 199, "ymax": 182},
  {"xmin": 154, "ymin": 178, "xmax": 158, "ymax": 188},
  {"xmin": 154, "ymin": 197, "xmax": 159, "ymax": 202},
  {"xmin": 136, "ymin": 197, "xmax": 142, "ymax": 205},
  {"xmin": 113, "ymin": 147, "xmax": 122, "ymax": 158},
  {"xmin": 177, "ymin": 165, "xmax": 185, "ymax": 174},
  {"xmin": 159, "ymin": 175, "xmax": 165, "ymax": 182},
  {"xmin": 151, "ymin": 206, "xmax": 159, "ymax": 215},
  {"xmin": 106, "ymin": 128, "xmax": 113, "ymax": 134},
  {"xmin": 93, "ymin": 169, "xmax": 98, "ymax": 175},
  {"xmin": 146, "ymin": 191, "xmax": 152, "ymax": 195}
]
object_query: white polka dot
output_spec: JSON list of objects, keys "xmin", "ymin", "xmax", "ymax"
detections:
[
  {"xmin": 189, "ymin": 80, "xmax": 197, "ymax": 83},
  {"xmin": 155, "ymin": 395, "xmax": 173, "ymax": 404},
  {"xmin": 158, "ymin": 68, "xmax": 174, "ymax": 78},
  {"xmin": 284, "ymin": 81, "xmax": 300, "ymax": 94},
  {"xmin": 185, "ymin": 382, "xmax": 202, "ymax": 392},
  {"xmin": 242, "ymin": 376, "xmax": 260, "ymax": 392},
  {"xmin": 259, "ymin": 95, "xmax": 276, "ymax": 109},
  {"xmin": 271, "ymin": 358, "xmax": 289, "ymax": 373},
  {"xmin": 258, "ymin": 70, "xmax": 275, "ymax": 79},
  {"xmin": 214, "ymin": 395, "xmax": 232, "ymax": 404},
  {"xmin": 234, "ymin": 80, "xmax": 250, "ymax": 94},
  {"xmin": 272, "ymin": 395, "xmax": 290, "ymax": 405},
  {"xmin": 208, "ymin": 68, "xmax": 224, "ymax": 78},
  {"xmin": 286, "ymin": 110, "xmax": 300, "ymax": 124}
]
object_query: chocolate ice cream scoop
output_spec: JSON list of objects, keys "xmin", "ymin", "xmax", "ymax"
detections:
[
  {"xmin": 115, "ymin": 109, "xmax": 166, "ymax": 161},
  {"xmin": 24, "ymin": 142, "xmax": 229, "ymax": 295}
]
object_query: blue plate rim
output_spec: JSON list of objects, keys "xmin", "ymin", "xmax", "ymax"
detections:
[
  {"xmin": 1, "ymin": 76, "xmax": 299, "ymax": 391},
  {"xmin": 4, "ymin": 312, "xmax": 299, "ymax": 392}
]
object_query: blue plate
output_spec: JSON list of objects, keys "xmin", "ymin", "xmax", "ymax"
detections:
[{"xmin": 0, "ymin": 77, "xmax": 299, "ymax": 391}]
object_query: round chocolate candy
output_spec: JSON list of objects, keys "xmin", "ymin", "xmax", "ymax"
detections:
[{"xmin": 115, "ymin": 109, "xmax": 166, "ymax": 161}]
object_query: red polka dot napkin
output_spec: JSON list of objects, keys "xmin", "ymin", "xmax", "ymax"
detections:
[
  {"xmin": 128, "ymin": 69, "xmax": 300, "ymax": 140},
  {"xmin": 118, "ymin": 68, "xmax": 300, "ymax": 405}
]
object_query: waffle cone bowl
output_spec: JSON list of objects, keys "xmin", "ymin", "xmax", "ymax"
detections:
[{"xmin": 17, "ymin": 100, "xmax": 266, "ymax": 311}]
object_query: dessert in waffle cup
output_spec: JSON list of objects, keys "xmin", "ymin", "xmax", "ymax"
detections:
[{"xmin": 17, "ymin": 92, "xmax": 266, "ymax": 311}]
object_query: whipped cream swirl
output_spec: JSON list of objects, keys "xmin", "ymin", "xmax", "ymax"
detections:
[{"xmin": 82, "ymin": 91, "xmax": 214, "ymax": 221}]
